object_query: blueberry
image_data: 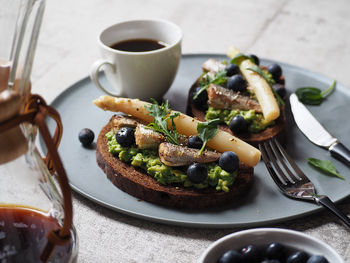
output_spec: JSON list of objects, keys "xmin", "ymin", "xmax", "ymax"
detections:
[
  {"xmin": 267, "ymin": 63, "xmax": 282, "ymax": 82},
  {"xmin": 187, "ymin": 163, "xmax": 207, "ymax": 183},
  {"xmin": 78, "ymin": 128, "xmax": 94, "ymax": 147},
  {"xmin": 219, "ymin": 151, "xmax": 239, "ymax": 173},
  {"xmin": 266, "ymin": 243, "xmax": 286, "ymax": 261},
  {"xmin": 306, "ymin": 255, "xmax": 328, "ymax": 263},
  {"xmin": 229, "ymin": 115, "xmax": 248, "ymax": 134},
  {"xmin": 273, "ymin": 83, "xmax": 287, "ymax": 98},
  {"xmin": 192, "ymin": 86, "xmax": 208, "ymax": 110},
  {"xmin": 227, "ymin": 75, "xmax": 247, "ymax": 92},
  {"xmin": 225, "ymin": 63, "xmax": 240, "ymax": 77},
  {"xmin": 187, "ymin": 136, "xmax": 203, "ymax": 149},
  {"xmin": 116, "ymin": 127, "xmax": 135, "ymax": 147},
  {"xmin": 261, "ymin": 260, "xmax": 281, "ymax": 263},
  {"xmin": 250, "ymin": 54, "xmax": 260, "ymax": 66},
  {"xmin": 287, "ymin": 251, "xmax": 309, "ymax": 263},
  {"xmin": 217, "ymin": 249, "xmax": 243, "ymax": 263},
  {"xmin": 241, "ymin": 244, "xmax": 261, "ymax": 262}
]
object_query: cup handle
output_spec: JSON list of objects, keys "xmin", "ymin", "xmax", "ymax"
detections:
[{"xmin": 90, "ymin": 59, "xmax": 120, "ymax": 96}]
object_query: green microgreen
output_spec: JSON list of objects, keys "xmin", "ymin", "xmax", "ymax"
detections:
[
  {"xmin": 193, "ymin": 70, "xmax": 228, "ymax": 100},
  {"xmin": 145, "ymin": 99, "xmax": 179, "ymax": 145}
]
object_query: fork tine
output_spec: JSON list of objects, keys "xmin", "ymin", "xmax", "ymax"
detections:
[
  {"xmin": 273, "ymin": 138, "xmax": 309, "ymax": 182},
  {"xmin": 259, "ymin": 142, "xmax": 288, "ymax": 188},
  {"xmin": 263, "ymin": 141, "xmax": 293, "ymax": 184},
  {"xmin": 261, "ymin": 139, "xmax": 317, "ymax": 201},
  {"xmin": 269, "ymin": 139, "xmax": 299, "ymax": 183}
]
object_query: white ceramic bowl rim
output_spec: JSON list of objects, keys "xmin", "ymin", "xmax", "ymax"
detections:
[{"xmin": 198, "ymin": 228, "xmax": 344, "ymax": 263}]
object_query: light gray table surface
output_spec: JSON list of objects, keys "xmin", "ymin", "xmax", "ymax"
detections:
[{"xmin": 30, "ymin": 0, "xmax": 350, "ymax": 262}]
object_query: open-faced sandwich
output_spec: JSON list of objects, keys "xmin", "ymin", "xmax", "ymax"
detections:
[
  {"xmin": 93, "ymin": 96, "xmax": 261, "ymax": 209},
  {"xmin": 187, "ymin": 46, "xmax": 286, "ymax": 147}
]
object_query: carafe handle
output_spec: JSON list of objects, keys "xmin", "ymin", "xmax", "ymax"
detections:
[{"xmin": 25, "ymin": 94, "xmax": 63, "ymax": 173}]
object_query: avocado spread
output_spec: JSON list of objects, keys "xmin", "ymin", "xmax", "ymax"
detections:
[
  {"xmin": 105, "ymin": 130, "xmax": 236, "ymax": 192},
  {"xmin": 205, "ymin": 106, "xmax": 274, "ymax": 133}
]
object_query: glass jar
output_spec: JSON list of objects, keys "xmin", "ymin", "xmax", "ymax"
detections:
[{"xmin": 0, "ymin": 0, "xmax": 78, "ymax": 262}]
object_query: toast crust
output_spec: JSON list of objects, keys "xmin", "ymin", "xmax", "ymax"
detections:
[
  {"xmin": 96, "ymin": 119, "xmax": 254, "ymax": 209},
  {"xmin": 186, "ymin": 80, "xmax": 286, "ymax": 147}
]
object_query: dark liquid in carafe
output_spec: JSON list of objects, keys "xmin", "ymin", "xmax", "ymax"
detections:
[
  {"xmin": 0, "ymin": 206, "xmax": 73, "ymax": 263},
  {"xmin": 110, "ymin": 38, "xmax": 167, "ymax": 52}
]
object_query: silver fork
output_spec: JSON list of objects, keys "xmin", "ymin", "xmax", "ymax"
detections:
[{"xmin": 259, "ymin": 138, "xmax": 350, "ymax": 228}]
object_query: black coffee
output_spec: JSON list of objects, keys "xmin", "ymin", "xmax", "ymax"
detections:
[{"xmin": 110, "ymin": 38, "xmax": 167, "ymax": 52}]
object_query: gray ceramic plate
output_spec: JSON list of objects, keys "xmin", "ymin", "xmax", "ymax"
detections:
[{"xmin": 44, "ymin": 54, "xmax": 350, "ymax": 228}]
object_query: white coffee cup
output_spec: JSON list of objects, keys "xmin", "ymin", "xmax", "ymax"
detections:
[{"xmin": 90, "ymin": 19, "xmax": 182, "ymax": 100}]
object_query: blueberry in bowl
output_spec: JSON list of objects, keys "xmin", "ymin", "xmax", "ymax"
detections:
[{"xmin": 198, "ymin": 228, "xmax": 343, "ymax": 263}]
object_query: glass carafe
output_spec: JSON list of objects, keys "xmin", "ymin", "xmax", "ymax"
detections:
[{"xmin": 0, "ymin": 0, "xmax": 78, "ymax": 262}]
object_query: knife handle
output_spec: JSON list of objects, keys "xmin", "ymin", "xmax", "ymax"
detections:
[
  {"xmin": 315, "ymin": 195, "xmax": 350, "ymax": 228},
  {"xmin": 329, "ymin": 142, "xmax": 350, "ymax": 167}
]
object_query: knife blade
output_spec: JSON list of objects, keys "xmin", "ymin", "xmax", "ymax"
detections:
[{"xmin": 289, "ymin": 93, "xmax": 350, "ymax": 167}]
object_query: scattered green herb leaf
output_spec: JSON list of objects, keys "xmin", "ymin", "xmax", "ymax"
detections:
[
  {"xmin": 193, "ymin": 70, "xmax": 228, "ymax": 100},
  {"xmin": 247, "ymin": 65, "xmax": 285, "ymax": 106},
  {"xmin": 307, "ymin": 157, "xmax": 344, "ymax": 180},
  {"xmin": 230, "ymin": 53, "xmax": 255, "ymax": 65},
  {"xmin": 197, "ymin": 118, "xmax": 222, "ymax": 155},
  {"xmin": 145, "ymin": 99, "xmax": 180, "ymax": 145},
  {"xmin": 296, "ymin": 80, "xmax": 336, "ymax": 105}
]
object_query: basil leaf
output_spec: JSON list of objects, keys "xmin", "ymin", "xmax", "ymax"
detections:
[
  {"xmin": 295, "ymin": 87, "xmax": 323, "ymax": 105},
  {"xmin": 246, "ymin": 65, "xmax": 285, "ymax": 106},
  {"xmin": 197, "ymin": 118, "xmax": 222, "ymax": 155},
  {"xmin": 295, "ymin": 80, "xmax": 336, "ymax": 105},
  {"xmin": 307, "ymin": 157, "xmax": 344, "ymax": 180},
  {"xmin": 230, "ymin": 53, "xmax": 255, "ymax": 65}
]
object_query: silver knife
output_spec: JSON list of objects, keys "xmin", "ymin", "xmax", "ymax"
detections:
[{"xmin": 290, "ymin": 93, "xmax": 350, "ymax": 167}]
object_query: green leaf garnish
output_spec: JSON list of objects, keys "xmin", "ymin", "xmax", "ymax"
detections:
[
  {"xmin": 145, "ymin": 99, "xmax": 180, "ymax": 145},
  {"xmin": 193, "ymin": 70, "xmax": 228, "ymax": 100},
  {"xmin": 246, "ymin": 65, "xmax": 285, "ymax": 106},
  {"xmin": 295, "ymin": 88, "xmax": 323, "ymax": 105},
  {"xmin": 296, "ymin": 80, "xmax": 336, "ymax": 105},
  {"xmin": 307, "ymin": 157, "xmax": 344, "ymax": 180},
  {"xmin": 230, "ymin": 53, "xmax": 255, "ymax": 65},
  {"xmin": 247, "ymin": 65, "xmax": 275, "ymax": 86},
  {"xmin": 197, "ymin": 118, "xmax": 222, "ymax": 155}
]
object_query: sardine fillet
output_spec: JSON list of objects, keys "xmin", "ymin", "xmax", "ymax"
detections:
[
  {"xmin": 207, "ymin": 84, "xmax": 262, "ymax": 113},
  {"xmin": 135, "ymin": 124, "xmax": 165, "ymax": 149},
  {"xmin": 113, "ymin": 115, "xmax": 139, "ymax": 133},
  {"xmin": 158, "ymin": 142, "xmax": 221, "ymax": 167}
]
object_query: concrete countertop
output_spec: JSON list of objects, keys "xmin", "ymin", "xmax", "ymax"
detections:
[{"xmin": 31, "ymin": 0, "xmax": 350, "ymax": 262}]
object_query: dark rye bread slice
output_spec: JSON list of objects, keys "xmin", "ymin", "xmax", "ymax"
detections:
[
  {"xmin": 186, "ymin": 80, "xmax": 286, "ymax": 147},
  {"xmin": 96, "ymin": 119, "xmax": 254, "ymax": 209}
]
